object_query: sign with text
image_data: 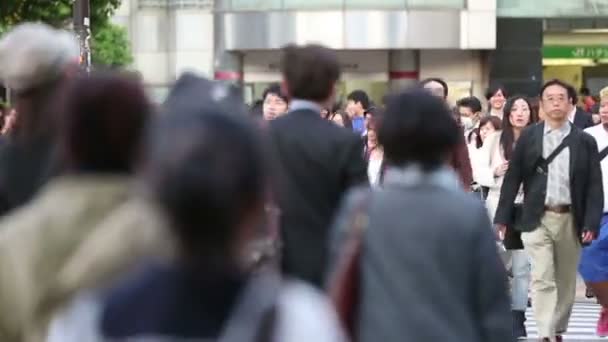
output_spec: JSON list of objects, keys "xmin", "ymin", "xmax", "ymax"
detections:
[
  {"xmin": 499, "ymin": 0, "xmax": 608, "ymax": 17},
  {"xmin": 543, "ymin": 46, "xmax": 608, "ymax": 59}
]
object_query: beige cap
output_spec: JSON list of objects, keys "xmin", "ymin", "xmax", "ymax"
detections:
[{"xmin": 0, "ymin": 23, "xmax": 80, "ymax": 93}]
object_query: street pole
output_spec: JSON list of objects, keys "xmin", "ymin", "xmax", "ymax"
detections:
[{"xmin": 73, "ymin": 0, "xmax": 91, "ymax": 73}]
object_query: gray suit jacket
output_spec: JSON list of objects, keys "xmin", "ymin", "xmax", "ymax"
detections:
[{"xmin": 329, "ymin": 168, "xmax": 513, "ymax": 342}]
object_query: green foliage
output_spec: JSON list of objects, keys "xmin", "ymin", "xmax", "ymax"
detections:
[
  {"xmin": 92, "ymin": 22, "xmax": 133, "ymax": 67},
  {"xmin": 0, "ymin": 0, "xmax": 121, "ymax": 27},
  {"xmin": 0, "ymin": 0, "xmax": 132, "ymax": 67}
]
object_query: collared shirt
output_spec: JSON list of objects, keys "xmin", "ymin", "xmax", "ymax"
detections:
[
  {"xmin": 489, "ymin": 110, "xmax": 503, "ymax": 120},
  {"xmin": 568, "ymin": 106, "xmax": 577, "ymax": 123},
  {"xmin": 585, "ymin": 124, "xmax": 608, "ymax": 212},
  {"xmin": 289, "ymin": 99, "xmax": 323, "ymax": 114},
  {"xmin": 543, "ymin": 121, "xmax": 572, "ymax": 206},
  {"xmin": 383, "ymin": 164, "xmax": 461, "ymax": 192}
]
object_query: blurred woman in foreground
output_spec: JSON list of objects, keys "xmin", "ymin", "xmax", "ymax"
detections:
[
  {"xmin": 48, "ymin": 75, "xmax": 346, "ymax": 342},
  {"xmin": 0, "ymin": 72, "xmax": 150, "ymax": 341}
]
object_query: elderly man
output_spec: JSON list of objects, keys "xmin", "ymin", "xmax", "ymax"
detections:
[{"xmin": 0, "ymin": 23, "xmax": 80, "ymax": 215}]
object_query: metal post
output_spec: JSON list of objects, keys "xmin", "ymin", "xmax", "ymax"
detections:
[{"xmin": 73, "ymin": 0, "xmax": 91, "ymax": 73}]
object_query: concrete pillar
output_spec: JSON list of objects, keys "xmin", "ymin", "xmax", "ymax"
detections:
[
  {"xmin": 388, "ymin": 50, "xmax": 419, "ymax": 91},
  {"xmin": 419, "ymin": 50, "xmax": 485, "ymax": 103},
  {"xmin": 488, "ymin": 18, "xmax": 543, "ymax": 97},
  {"xmin": 213, "ymin": 9, "xmax": 242, "ymax": 84},
  {"xmin": 171, "ymin": 8, "xmax": 214, "ymax": 79},
  {"xmin": 131, "ymin": 7, "xmax": 170, "ymax": 87}
]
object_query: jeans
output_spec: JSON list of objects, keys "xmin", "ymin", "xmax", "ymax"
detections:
[{"xmin": 509, "ymin": 249, "xmax": 531, "ymax": 311}]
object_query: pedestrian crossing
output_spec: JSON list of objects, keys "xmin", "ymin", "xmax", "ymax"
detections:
[{"xmin": 525, "ymin": 301, "xmax": 604, "ymax": 340}]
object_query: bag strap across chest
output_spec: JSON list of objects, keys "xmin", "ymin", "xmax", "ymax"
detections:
[
  {"xmin": 535, "ymin": 133, "xmax": 572, "ymax": 175},
  {"xmin": 599, "ymin": 145, "xmax": 608, "ymax": 161}
]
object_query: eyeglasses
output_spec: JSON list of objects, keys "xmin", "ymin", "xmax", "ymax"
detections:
[{"xmin": 542, "ymin": 96, "xmax": 567, "ymax": 103}]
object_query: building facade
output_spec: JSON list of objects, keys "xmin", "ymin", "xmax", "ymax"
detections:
[
  {"xmin": 115, "ymin": 0, "xmax": 496, "ymax": 104},
  {"xmin": 113, "ymin": 0, "xmax": 608, "ymax": 104}
]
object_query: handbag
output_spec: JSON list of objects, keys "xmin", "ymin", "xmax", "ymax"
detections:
[{"xmin": 327, "ymin": 193, "xmax": 370, "ymax": 340}]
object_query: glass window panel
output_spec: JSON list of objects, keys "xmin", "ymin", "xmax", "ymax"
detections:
[
  {"xmin": 230, "ymin": 0, "xmax": 281, "ymax": 10},
  {"xmin": 498, "ymin": 0, "xmax": 608, "ymax": 17},
  {"xmin": 406, "ymin": 0, "xmax": 465, "ymax": 9},
  {"xmin": 345, "ymin": 0, "xmax": 405, "ymax": 9},
  {"xmin": 283, "ymin": 0, "xmax": 343, "ymax": 10}
]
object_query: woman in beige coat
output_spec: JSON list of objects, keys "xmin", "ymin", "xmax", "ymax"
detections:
[{"xmin": 0, "ymin": 72, "xmax": 151, "ymax": 342}]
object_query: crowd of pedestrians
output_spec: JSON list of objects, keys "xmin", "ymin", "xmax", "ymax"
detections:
[{"xmin": 1, "ymin": 21, "xmax": 608, "ymax": 342}]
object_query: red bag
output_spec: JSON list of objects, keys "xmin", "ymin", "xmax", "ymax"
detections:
[{"xmin": 327, "ymin": 195, "xmax": 369, "ymax": 340}]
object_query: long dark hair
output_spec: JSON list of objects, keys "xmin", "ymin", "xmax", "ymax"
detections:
[{"xmin": 499, "ymin": 95, "xmax": 538, "ymax": 161}]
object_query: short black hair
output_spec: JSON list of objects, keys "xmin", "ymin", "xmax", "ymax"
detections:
[
  {"xmin": 581, "ymin": 87, "xmax": 591, "ymax": 96},
  {"xmin": 540, "ymin": 79, "xmax": 572, "ymax": 100},
  {"xmin": 485, "ymin": 83, "xmax": 508, "ymax": 101},
  {"xmin": 347, "ymin": 90, "xmax": 370, "ymax": 110},
  {"xmin": 456, "ymin": 96, "xmax": 483, "ymax": 113},
  {"xmin": 280, "ymin": 44, "xmax": 340, "ymax": 102},
  {"xmin": 419, "ymin": 78, "xmax": 448, "ymax": 98},
  {"xmin": 566, "ymin": 84, "xmax": 578, "ymax": 105},
  {"xmin": 145, "ymin": 107, "xmax": 267, "ymax": 261},
  {"xmin": 378, "ymin": 88, "xmax": 459, "ymax": 170},
  {"xmin": 249, "ymin": 99, "xmax": 263, "ymax": 117},
  {"xmin": 262, "ymin": 83, "xmax": 288, "ymax": 103}
]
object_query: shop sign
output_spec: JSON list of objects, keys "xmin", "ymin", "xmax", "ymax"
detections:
[{"xmin": 543, "ymin": 46, "xmax": 608, "ymax": 59}]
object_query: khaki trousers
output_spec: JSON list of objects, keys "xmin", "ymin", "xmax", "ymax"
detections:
[{"xmin": 521, "ymin": 212, "xmax": 580, "ymax": 340}]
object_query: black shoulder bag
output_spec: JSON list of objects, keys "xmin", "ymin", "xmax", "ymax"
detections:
[
  {"xmin": 600, "ymin": 145, "xmax": 608, "ymax": 161},
  {"xmin": 534, "ymin": 134, "xmax": 573, "ymax": 176}
]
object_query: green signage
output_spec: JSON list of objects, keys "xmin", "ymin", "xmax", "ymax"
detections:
[{"xmin": 544, "ymin": 46, "xmax": 608, "ymax": 59}]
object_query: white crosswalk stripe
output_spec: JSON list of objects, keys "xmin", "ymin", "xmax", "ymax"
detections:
[{"xmin": 525, "ymin": 301, "xmax": 604, "ymax": 340}]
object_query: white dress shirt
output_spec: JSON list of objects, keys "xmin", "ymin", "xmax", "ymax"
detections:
[
  {"xmin": 585, "ymin": 124, "xmax": 608, "ymax": 213},
  {"xmin": 568, "ymin": 106, "xmax": 577, "ymax": 123}
]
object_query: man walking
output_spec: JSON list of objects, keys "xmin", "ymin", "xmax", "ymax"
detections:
[
  {"xmin": 345, "ymin": 90, "xmax": 369, "ymax": 135},
  {"xmin": 495, "ymin": 79, "xmax": 604, "ymax": 342},
  {"xmin": 268, "ymin": 44, "xmax": 368, "ymax": 288}
]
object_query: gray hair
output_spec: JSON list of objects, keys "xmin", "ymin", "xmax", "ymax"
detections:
[{"xmin": 0, "ymin": 23, "xmax": 80, "ymax": 94}]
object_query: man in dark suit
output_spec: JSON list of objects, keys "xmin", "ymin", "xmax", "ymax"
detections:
[
  {"xmin": 567, "ymin": 85, "xmax": 595, "ymax": 129},
  {"xmin": 268, "ymin": 44, "xmax": 368, "ymax": 287},
  {"xmin": 495, "ymin": 79, "xmax": 603, "ymax": 342}
]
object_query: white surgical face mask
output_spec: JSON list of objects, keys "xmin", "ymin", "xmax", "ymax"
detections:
[{"xmin": 461, "ymin": 116, "xmax": 474, "ymax": 130}]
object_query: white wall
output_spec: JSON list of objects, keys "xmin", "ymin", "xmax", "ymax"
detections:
[{"xmin": 112, "ymin": 0, "xmax": 215, "ymax": 103}]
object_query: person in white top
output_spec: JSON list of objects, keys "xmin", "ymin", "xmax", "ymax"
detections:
[
  {"xmin": 365, "ymin": 128, "xmax": 383, "ymax": 186},
  {"xmin": 456, "ymin": 96, "xmax": 484, "ymax": 144},
  {"xmin": 475, "ymin": 95, "xmax": 538, "ymax": 339},
  {"xmin": 468, "ymin": 115, "xmax": 502, "ymax": 193},
  {"xmin": 579, "ymin": 88, "xmax": 608, "ymax": 336}
]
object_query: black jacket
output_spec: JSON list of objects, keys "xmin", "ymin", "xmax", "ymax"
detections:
[
  {"xmin": 0, "ymin": 136, "xmax": 56, "ymax": 216},
  {"xmin": 494, "ymin": 122, "xmax": 603, "ymax": 237},
  {"xmin": 268, "ymin": 109, "xmax": 368, "ymax": 287},
  {"xmin": 573, "ymin": 108, "xmax": 595, "ymax": 130}
]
